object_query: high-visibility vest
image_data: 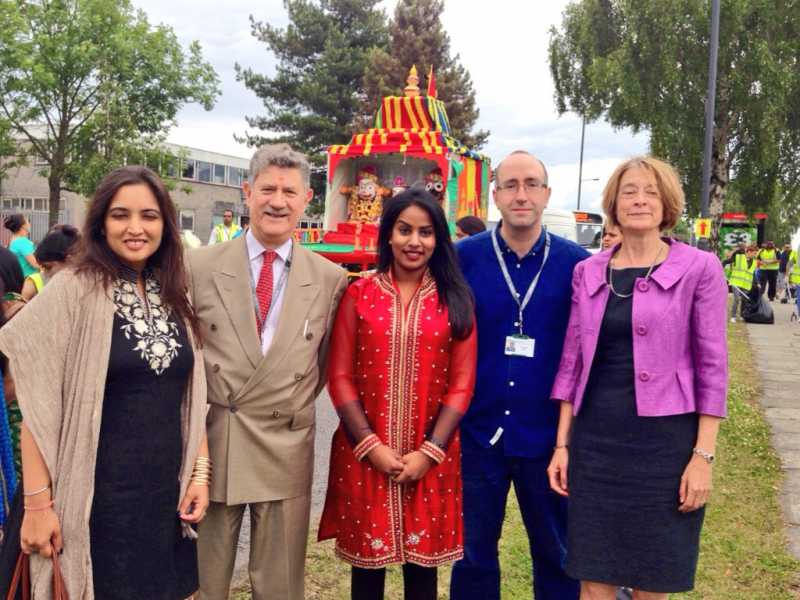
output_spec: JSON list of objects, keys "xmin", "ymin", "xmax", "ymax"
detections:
[
  {"xmin": 213, "ymin": 223, "xmax": 241, "ymax": 243},
  {"xmin": 729, "ymin": 253, "xmax": 756, "ymax": 290},
  {"xmin": 789, "ymin": 250, "xmax": 800, "ymax": 285},
  {"xmin": 26, "ymin": 272, "xmax": 44, "ymax": 293},
  {"xmin": 758, "ymin": 248, "xmax": 779, "ymax": 270}
]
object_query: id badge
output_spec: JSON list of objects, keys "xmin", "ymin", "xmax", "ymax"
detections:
[{"xmin": 504, "ymin": 334, "xmax": 535, "ymax": 358}]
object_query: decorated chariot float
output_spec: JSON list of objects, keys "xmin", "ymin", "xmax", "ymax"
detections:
[{"xmin": 296, "ymin": 66, "xmax": 491, "ymax": 270}]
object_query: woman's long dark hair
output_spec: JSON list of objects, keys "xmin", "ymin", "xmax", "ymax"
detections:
[
  {"xmin": 75, "ymin": 166, "xmax": 200, "ymax": 341},
  {"xmin": 377, "ymin": 188, "xmax": 474, "ymax": 339}
]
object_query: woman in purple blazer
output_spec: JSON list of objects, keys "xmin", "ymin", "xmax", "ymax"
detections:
[{"xmin": 547, "ymin": 157, "xmax": 728, "ymax": 599}]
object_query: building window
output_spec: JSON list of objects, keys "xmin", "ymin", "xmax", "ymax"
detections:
[
  {"xmin": 34, "ymin": 198, "xmax": 47, "ymax": 212},
  {"xmin": 227, "ymin": 166, "xmax": 242, "ymax": 188},
  {"xmin": 197, "ymin": 161, "xmax": 212, "ymax": 183},
  {"xmin": 180, "ymin": 210, "xmax": 195, "ymax": 232},
  {"xmin": 213, "ymin": 164, "xmax": 226, "ymax": 185},
  {"xmin": 182, "ymin": 159, "xmax": 196, "ymax": 180}
]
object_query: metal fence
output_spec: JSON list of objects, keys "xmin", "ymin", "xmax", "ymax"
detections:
[{"xmin": 0, "ymin": 210, "xmax": 72, "ymax": 246}]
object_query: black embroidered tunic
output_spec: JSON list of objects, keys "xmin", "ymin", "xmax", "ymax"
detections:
[{"xmin": 89, "ymin": 273, "xmax": 197, "ymax": 599}]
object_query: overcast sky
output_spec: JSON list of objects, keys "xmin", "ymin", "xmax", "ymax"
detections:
[{"xmin": 131, "ymin": 0, "xmax": 650, "ymax": 213}]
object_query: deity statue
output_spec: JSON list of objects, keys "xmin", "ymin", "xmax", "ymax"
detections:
[{"xmin": 340, "ymin": 166, "xmax": 390, "ymax": 223}]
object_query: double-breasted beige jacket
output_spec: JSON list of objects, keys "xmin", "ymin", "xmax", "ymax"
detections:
[{"xmin": 187, "ymin": 235, "xmax": 347, "ymax": 505}]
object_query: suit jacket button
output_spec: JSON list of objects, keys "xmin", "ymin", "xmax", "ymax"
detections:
[
  {"xmin": 294, "ymin": 373, "xmax": 304, "ymax": 381},
  {"xmin": 272, "ymin": 410, "xmax": 281, "ymax": 418},
  {"xmin": 210, "ymin": 323, "xmax": 218, "ymax": 331},
  {"xmin": 637, "ymin": 281, "xmax": 650, "ymax": 292},
  {"xmin": 305, "ymin": 332, "xmax": 314, "ymax": 340},
  {"xmin": 636, "ymin": 325, "xmax": 647, "ymax": 335},
  {"xmin": 230, "ymin": 405, "xmax": 239, "ymax": 413},
  {"xmin": 212, "ymin": 364, "xmax": 221, "ymax": 373},
  {"xmin": 639, "ymin": 371, "xmax": 651, "ymax": 382}
]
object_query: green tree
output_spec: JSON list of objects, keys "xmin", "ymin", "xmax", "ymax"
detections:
[
  {"xmin": 0, "ymin": 0, "xmax": 220, "ymax": 226},
  {"xmin": 361, "ymin": 0, "xmax": 488, "ymax": 149},
  {"xmin": 549, "ymin": 0, "xmax": 800, "ymax": 246},
  {"xmin": 236, "ymin": 0, "xmax": 389, "ymax": 216},
  {"xmin": 0, "ymin": 117, "xmax": 22, "ymax": 182}
]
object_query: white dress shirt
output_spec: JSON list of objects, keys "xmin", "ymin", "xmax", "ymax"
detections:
[{"xmin": 246, "ymin": 230, "xmax": 292, "ymax": 355}]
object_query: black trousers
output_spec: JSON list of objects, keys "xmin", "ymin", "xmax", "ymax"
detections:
[
  {"xmin": 351, "ymin": 564, "xmax": 437, "ymax": 600},
  {"xmin": 759, "ymin": 270, "xmax": 778, "ymax": 300}
]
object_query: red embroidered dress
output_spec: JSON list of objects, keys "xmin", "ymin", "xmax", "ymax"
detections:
[{"xmin": 318, "ymin": 272, "xmax": 476, "ymax": 568}]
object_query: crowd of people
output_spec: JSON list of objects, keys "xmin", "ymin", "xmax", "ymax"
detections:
[
  {"xmin": 0, "ymin": 143, "xmax": 735, "ymax": 600},
  {"xmin": 723, "ymin": 240, "xmax": 800, "ymax": 322}
]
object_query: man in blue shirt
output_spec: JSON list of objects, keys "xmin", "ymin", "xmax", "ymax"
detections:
[{"xmin": 451, "ymin": 151, "xmax": 588, "ymax": 600}]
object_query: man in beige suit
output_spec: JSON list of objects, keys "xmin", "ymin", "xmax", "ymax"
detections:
[{"xmin": 188, "ymin": 144, "xmax": 348, "ymax": 600}]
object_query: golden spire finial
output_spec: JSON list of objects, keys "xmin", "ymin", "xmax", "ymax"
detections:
[{"xmin": 404, "ymin": 64, "xmax": 420, "ymax": 98}]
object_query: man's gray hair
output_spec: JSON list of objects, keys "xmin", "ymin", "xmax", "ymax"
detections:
[
  {"xmin": 248, "ymin": 143, "xmax": 311, "ymax": 188},
  {"xmin": 493, "ymin": 150, "xmax": 549, "ymax": 186}
]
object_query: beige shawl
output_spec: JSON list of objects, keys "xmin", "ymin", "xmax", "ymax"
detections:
[{"xmin": 0, "ymin": 270, "xmax": 207, "ymax": 599}]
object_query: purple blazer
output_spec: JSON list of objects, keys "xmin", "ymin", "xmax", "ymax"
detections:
[{"xmin": 550, "ymin": 239, "xmax": 728, "ymax": 418}]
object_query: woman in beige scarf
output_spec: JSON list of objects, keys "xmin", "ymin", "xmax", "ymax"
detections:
[{"xmin": 0, "ymin": 166, "xmax": 209, "ymax": 599}]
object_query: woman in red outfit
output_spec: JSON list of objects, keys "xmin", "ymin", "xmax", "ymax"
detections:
[{"xmin": 319, "ymin": 188, "xmax": 477, "ymax": 600}]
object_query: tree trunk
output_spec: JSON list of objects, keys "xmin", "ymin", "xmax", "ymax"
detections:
[{"xmin": 48, "ymin": 172, "xmax": 60, "ymax": 229}]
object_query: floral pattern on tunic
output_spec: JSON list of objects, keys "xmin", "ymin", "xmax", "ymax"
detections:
[{"xmin": 113, "ymin": 277, "xmax": 181, "ymax": 375}]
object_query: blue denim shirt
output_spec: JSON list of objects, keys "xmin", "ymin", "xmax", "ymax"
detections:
[{"xmin": 457, "ymin": 224, "xmax": 589, "ymax": 457}]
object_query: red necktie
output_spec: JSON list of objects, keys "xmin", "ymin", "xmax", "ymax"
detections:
[{"xmin": 255, "ymin": 250, "xmax": 277, "ymax": 333}]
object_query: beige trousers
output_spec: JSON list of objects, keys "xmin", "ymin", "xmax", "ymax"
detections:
[{"xmin": 196, "ymin": 495, "xmax": 311, "ymax": 600}]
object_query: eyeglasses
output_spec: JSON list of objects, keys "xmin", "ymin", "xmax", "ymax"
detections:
[{"xmin": 496, "ymin": 180, "xmax": 548, "ymax": 194}]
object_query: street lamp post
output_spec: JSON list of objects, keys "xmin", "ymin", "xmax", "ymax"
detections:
[
  {"xmin": 577, "ymin": 116, "xmax": 586, "ymax": 210},
  {"xmin": 700, "ymin": 0, "xmax": 721, "ymax": 219}
]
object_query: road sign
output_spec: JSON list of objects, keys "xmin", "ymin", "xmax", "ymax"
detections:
[{"xmin": 695, "ymin": 218, "xmax": 712, "ymax": 238}]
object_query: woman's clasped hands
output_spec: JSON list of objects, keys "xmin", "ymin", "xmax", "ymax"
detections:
[{"xmin": 367, "ymin": 444, "xmax": 434, "ymax": 483}]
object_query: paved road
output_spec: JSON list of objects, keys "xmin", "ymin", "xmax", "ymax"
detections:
[
  {"xmin": 231, "ymin": 389, "xmax": 339, "ymax": 587},
  {"xmin": 745, "ymin": 301, "xmax": 800, "ymax": 559}
]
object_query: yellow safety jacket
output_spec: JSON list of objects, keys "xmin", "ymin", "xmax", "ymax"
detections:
[
  {"xmin": 729, "ymin": 253, "xmax": 756, "ymax": 290},
  {"xmin": 789, "ymin": 250, "xmax": 800, "ymax": 285},
  {"xmin": 758, "ymin": 248, "xmax": 779, "ymax": 270},
  {"xmin": 213, "ymin": 223, "xmax": 241, "ymax": 243}
]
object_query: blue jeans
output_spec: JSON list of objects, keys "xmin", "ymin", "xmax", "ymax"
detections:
[{"xmin": 450, "ymin": 439, "xmax": 579, "ymax": 600}]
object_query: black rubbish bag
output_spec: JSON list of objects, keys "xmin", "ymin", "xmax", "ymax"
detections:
[{"xmin": 743, "ymin": 295, "xmax": 775, "ymax": 324}]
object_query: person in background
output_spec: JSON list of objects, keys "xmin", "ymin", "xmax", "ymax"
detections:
[
  {"xmin": 4, "ymin": 215, "xmax": 39, "ymax": 280},
  {"xmin": 451, "ymin": 150, "xmax": 588, "ymax": 600},
  {"xmin": 0, "ymin": 166, "xmax": 209, "ymax": 598},
  {"xmin": 0, "ymin": 247, "xmax": 24, "ymax": 515},
  {"xmin": 723, "ymin": 244, "xmax": 759, "ymax": 321},
  {"xmin": 548, "ymin": 156, "xmax": 727, "ymax": 599},
  {"xmin": 757, "ymin": 240, "xmax": 779, "ymax": 301},
  {"xmin": 601, "ymin": 223, "xmax": 623, "ymax": 251},
  {"xmin": 232, "ymin": 215, "xmax": 250, "ymax": 239},
  {"xmin": 0, "ymin": 247, "xmax": 26, "ymax": 486},
  {"xmin": 20, "ymin": 224, "xmax": 81, "ymax": 301},
  {"xmin": 207, "ymin": 209, "xmax": 241, "ymax": 245},
  {"xmin": 455, "ymin": 215, "xmax": 486, "ymax": 240},
  {"xmin": 319, "ymin": 188, "xmax": 477, "ymax": 600},
  {"xmin": 778, "ymin": 242, "xmax": 792, "ymax": 302}
]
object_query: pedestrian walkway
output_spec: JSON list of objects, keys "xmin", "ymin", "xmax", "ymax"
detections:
[{"xmin": 746, "ymin": 302, "xmax": 800, "ymax": 559}]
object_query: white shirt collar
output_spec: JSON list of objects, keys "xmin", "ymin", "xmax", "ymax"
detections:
[{"xmin": 246, "ymin": 229, "xmax": 293, "ymax": 263}]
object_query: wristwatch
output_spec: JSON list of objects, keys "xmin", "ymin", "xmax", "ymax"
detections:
[{"xmin": 692, "ymin": 447, "xmax": 715, "ymax": 464}]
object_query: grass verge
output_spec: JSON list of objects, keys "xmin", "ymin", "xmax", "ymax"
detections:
[{"xmin": 234, "ymin": 320, "xmax": 800, "ymax": 599}]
